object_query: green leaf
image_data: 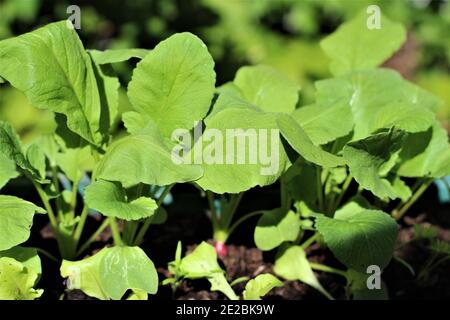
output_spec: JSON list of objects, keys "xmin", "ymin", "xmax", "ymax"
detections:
[
  {"xmin": 126, "ymin": 32, "xmax": 216, "ymax": 137},
  {"xmin": 0, "ymin": 257, "xmax": 43, "ymax": 300},
  {"xmin": 0, "ymin": 21, "xmax": 103, "ymax": 145},
  {"xmin": 60, "ymin": 246, "xmax": 158, "ymax": 300},
  {"xmin": 0, "ymin": 121, "xmax": 45, "ymax": 182},
  {"xmin": 276, "ymin": 113, "xmax": 345, "ymax": 168},
  {"xmin": 88, "ymin": 48, "xmax": 149, "ymax": 65},
  {"xmin": 284, "ymin": 160, "xmax": 318, "ymax": 209},
  {"xmin": 316, "ymin": 69, "xmax": 439, "ymax": 140},
  {"xmin": 208, "ymin": 272, "xmax": 239, "ymax": 300},
  {"xmin": 85, "ymin": 180, "xmax": 157, "ymax": 221},
  {"xmin": 194, "ymin": 108, "xmax": 288, "ymax": 194},
  {"xmin": 26, "ymin": 143, "xmax": 46, "ymax": 180},
  {"xmin": 274, "ymin": 245, "xmax": 332, "ymax": 299},
  {"xmin": 291, "ymin": 103, "xmax": 353, "ymax": 145},
  {"xmin": 55, "ymin": 145, "xmax": 94, "ymax": 183},
  {"xmin": 0, "ymin": 195, "xmax": 45, "ymax": 251},
  {"xmin": 398, "ymin": 123, "xmax": 450, "ymax": 178},
  {"xmin": 96, "ymin": 123, "xmax": 203, "ymax": 187},
  {"xmin": 320, "ymin": 11, "xmax": 406, "ymax": 75},
  {"xmin": 0, "ymin": 246, "xmax": 42, "ymax": 277},
  {"xmin": 233, "ymin": 65, "xmax": 299, "ymax": 114},
  {"xmin": 0, "ymin": 152, "xmax": 18, "ymax": 189},
  {"xmin": 254, "ymin": 209, "xmax": 301, "ymax": 251},
  {"xmin": 243, "ymin": 274, "xmax": 283, "ymax": 300},
  {"xmin": 315, "ymin": 210, "xmax": 398, "ymax": 272},
  {"xmin": 178, "ymin": 242, "xmax": 223, "ymax": 278},
  {"xmin": 343, "ymin": 129, "xmax": 405, "ymax": 199}
]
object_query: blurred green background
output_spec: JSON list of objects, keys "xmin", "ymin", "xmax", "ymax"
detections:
[{"xmin": 0, "ymin": 0, "xmax": 449, "ymax": 143}]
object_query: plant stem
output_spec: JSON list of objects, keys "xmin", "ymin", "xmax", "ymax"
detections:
[
  {"xmin": 310, "ymin": 262, "xmax": 347, "ymax": 278},
  {"xmin": 76, "ymin": 218, "xmax": 110, "ymax": 256},
  {"xmin": 316, "ymin": 167, "xmax": 324, "ymax": 211},
  {"xmin": 207, "ymin": 191, "xmax": 219, "ymax": 231},
  {"xmin": 227, "ymin": 210, "xmax": 264, "ymax": 239},
  {"xmin": 109, "ymin": 217, "xmax": 123, "ymax": 246},
  {"xmin": 330, "ymin": 174, "xmax": 352, "ymax": 214},
  {"xmin": 133, "ymin": 184, "xmax": 174, "ymax": 245},
  {"xmin": 222, "ymin": 193, "xmax": 243, "ymax": 230},
  {"xmin": 301, "ymin": 233, "xmax": 320, "ymax": 249},
  {"xmin": 392, "ymin": 179, "xmax": 432, "ymax": 220},
  {"xmin": 31, "ymin": 179, "xmax": 58, "ymax": 230},
  {"xmin": 73, "ymin": 205, "xmax": 89, "ymax": 244},
  {"xmin": 51, "ymin": 166, "xmax": 64, "ymax": 220},
  {"xmin": 36, "ymin": 248, "xmax": 60, "ymax": 263}
]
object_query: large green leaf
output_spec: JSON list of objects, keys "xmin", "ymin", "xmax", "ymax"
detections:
[
  {"xmin": 0, "ymin": 152, "xmax": 18, "ymax": 189},
  {"xmin": 0, "ymin": 257, "xmax": 43, "ymax": 300},
  {"xmin": 233, "ymin": 65, "xmax": 299, "ymax": 114},
  {"xmin": 320, "ymin": 11, "xmax": 406, "ymax": 75},
  {"xmin": 195, "ymin": 108, "xmax": 288, "ymax": 194},
  {"xmin": 254, "ymin": 209, "xmax": 301, "ymax": 251},
  {"xmin": 61, "ymin": 246, "xmax": 158, "ymax": 300},
  {"xmin": 316, "ymin": 69, "xmax": 439, "ymax": 140},
  {"xmin": 0, "ymin": 121, "xmax": 45, "ymax": 182},
  {"xmin": 243, "ymin": 274, "xmax": 283, "ymax": 300},
  {"xmin": 0, "ymin": 195, "xmax": 45, "ymax": 251},
  {"xmin": 0, "ymin": 21, "xmax": 103, "ymax": 145},
  {"xmin": 96, "ymin": 124, "xmax": 203, "ymax": 187},
  {"xmin": 274, "ymin": 245, "xmax": 332, "ymax": 299},
  {"xmin": 315, "ymin": 210, "xmax": 398, "ymax": 272},
  {"xmin": 88, "ymin": 48, "xmax": 149, "ymax": 65},
  {"xmin": 85, "ymin": 180, "xmax": 157, "ymax": 221},
  {"xmin": 276, "ymin": 113, "xmax": 345, "ymax": 168},
  {"xmin": 291, "ymin": 103, "xmax": 353, "ymax": 145},
  {"xmin": 397, "ymin": 123, "xmax": 450, "ymax": 178},
  {"xmin": 126, "ymin": 32, "xmax": 216, "ymax": 137},
  {"xmin": 343, "ymin": 129, "xmax": 405, "ymax": 199}
]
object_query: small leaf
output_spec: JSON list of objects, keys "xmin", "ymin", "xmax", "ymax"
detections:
[
  {"xmin": 0, "ymin": 195, "xmax": 45, "ymax": 251},
  {"xmin": 0, "ymin": 246, "xmax": 42, "ymax": 277},
  {"xmin": 315, "ymin": 210, "xmax": 398, "ymax": 272},
  {"xmin": 0, "ymin": 152, "xmax": 18, "ymax": 190},
  {"xmin": 243, "ymin": 274, "xmax": 283, "ymax": 300},
  {"xmin": 254, "ymin": 209, "xmax": 301, "ymax": 251},
  {"xmin": 346, "ymin": 269, "xmax": 388, "ymax": 300},
  {"xmin": 178, "ymin": 242, "xmax": 223, "ymax": 278},
  {"xmin": 85, "ymin": 180, "xmax": 157, "ymax": 221},
  {"xmin": 320, "ymin": 11, "xmax": 406, "ymax": 75},
  {"xmin": 274, "ymin": 245, "xmax": 332, "ymax": 299},
  {"xmin": 208, "ymin": 272, "xmax": 239, "ymax": 300},
  {"xmin": 60, "ymin": 246, "xmax": 158, "ymax": 300},
  {"xmin": 0, "ymin": 257, "xmax": 43, "ymax": 300}
]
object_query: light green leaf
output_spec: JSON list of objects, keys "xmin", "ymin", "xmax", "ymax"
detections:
[
  {"xmin": 320, "ymin": 11, "xmax": 406, "ymax": 75},
  {"xmin": 254, "ymin": 209, "xmax": 301, "ymax": 251},
  {"xmin": 276, "ymin": 113, "xmax": 345, "ymax": 168},
  {"xmin": 208, "ymin": 272, "xmax": 239, "ymax": 300},
  {"xmin": 315, "ymin": 210, "xmax": 398, "ymax": 272},
  {"xmin": 195, "ymin": 108, "xmax": 288, "ymax": 194},
  {"xmin": 233, "ymin": 65, "xmax": 299, "ymax": 114},
  {"xmin": 0, "ymin": 121, "xmax": 45, "ymax": 182},
  {"xmin": 0, "ymin": 152, "xmax": 18, "ymax": 189},
  {"xmin": 96, "ymin": 124, "xmax": 203, "ymax": 187},
  {"xmin": 126, "ymin": 288, "xmax": 148, "ymax": 300},
  {"xmin": 291, "ymin": 103, "xmax": 353, "ymax": 145},
  {"xmin": 85, "ymin": 180, "xmax": 157, "ymax": 221},
  {"xmin": 0, "ymin": 195, "xmax": 45, "ymax": 251},
  {"xmin": 26, "ymin": 144, "xmax": 46, "ymax": 180},
  {"xmin": 178, "ymin": 242, "xmax": 223, "ymax": 278},
  {"xmin": 0, "ymin": 21, "xmax": 103, "ymax": 145},
  {"xmin": 0, "ymin": 257, "xmax": 43, "ymax": 300},
  {"xmin": 0, "ymin": 246, "xmax": 42, "ymax": 277},
  {"xmin": 126, "ymin": 32, "xmax": 216, "ymax": 137},
  {"xmin": 398, "ymin": 123, "xmax": 450, "ymax": 178},
  {"xmin": 343, "ymin": 129, "xmax": 405, "ymax": 199},
  {"xmin": 61, "ymin": 246, "xmax": 158, "ymax": 300},
  {"xmin": 243, "ymin": 274, "xmax": 283, "ymax": 300},
  {"xmin": 55, "ymin": 146, "xmax": 94, "ymax": 183},
  {"xmin": 88, "ymin": 48, "xmax": 149, "ymax": 65},
  {"xmin": 274, "ymin": 245, "xmax": 332, "ymax": 299}
]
